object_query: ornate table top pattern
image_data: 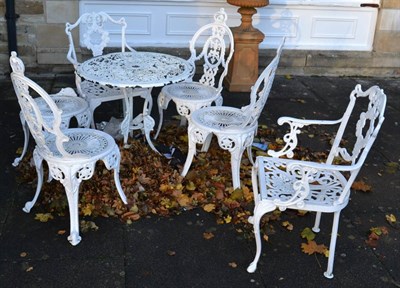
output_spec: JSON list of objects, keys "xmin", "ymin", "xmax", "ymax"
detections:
[
  {"xmin": 75, "ymin": 51, "xmax": 192, "ymax": 153},
  {"xmin": 76, "ymin": 51, "xmax": 193, "ymax": 88}
]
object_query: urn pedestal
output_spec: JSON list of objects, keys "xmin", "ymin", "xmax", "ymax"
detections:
[{"xmin": 225, "ymin": 0, "xmax": 269, "ymax": 92}]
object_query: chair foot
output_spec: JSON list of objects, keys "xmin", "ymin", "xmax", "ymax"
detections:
[
  {"xmin": 248, "ymin": 216, "xmax": 254, "ymax": 224},
  {"xmin": 68, "ymin": 232, "xmax": 82, "ymax": 246},
  {"xmin": 312, "ymin": 227, "xmax": 320, "ymax": 233},
  {"xmin": 247, "ymin": 261, "xmax": 257, "ymax": 273},
  {"xmin": 12, "ymin": 158, "xmax": 22, "ymax": 167},
  {"xmin": 323, "ymin": 271, "xmax": 334, "ymax": 279},
  {"xmin": 22, "ymin": 201, "xmax": 34, "ymax": 213}
]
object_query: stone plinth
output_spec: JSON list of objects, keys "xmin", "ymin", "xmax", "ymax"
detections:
[{"xmin": 224, "ymin": 0, "xmax": 269, "ymax": 92}]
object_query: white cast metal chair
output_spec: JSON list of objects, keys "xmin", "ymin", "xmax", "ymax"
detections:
[
  {"xmin": 10, "ymin": 53, "xmax": 127, "ymax": 246},
  {"xmin": 154, "ymin": 8, "xmax": 234, "ymax": 139},
  {"xmin": 181, "ymin": 38, "xmax": 285, "ymax": 189},
  {"xmin": 65, "ymin": 11, "xmax": 151, "ymax": 130},
  {"xmin": 10, "ymin": 52, "xmax": 91, "ymax": 167},
  {"xmin": 247, "ymin": 84, "xmax": 387, "ymax": 278}
]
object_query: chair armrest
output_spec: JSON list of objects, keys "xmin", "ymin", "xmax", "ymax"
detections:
[
  {"xmin": 285, "ymin": 158, "xmax": 360, "ymax": 172},
  {"xmin": 268, "ymin": 116, "xmax": 342, "ymax": 158}
]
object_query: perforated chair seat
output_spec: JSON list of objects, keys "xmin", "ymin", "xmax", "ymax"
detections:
[
  {"xmin": 254, "ymin": 157, "xmax": 349, "ymax": 213},
  {"xmin": 191, "ymin": 106, "xmax": 249, "ymax": 131},
  {"xmin": 45, "ymin": 128, "xmax": 116, "ymax": 159}
]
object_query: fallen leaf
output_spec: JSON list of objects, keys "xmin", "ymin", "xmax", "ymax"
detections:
[
  {"xmin": 385, "ymin": 162, "xmax": 399, "ymax": 174},
  {"xmin": 228, "ymin": 262, "xmax": 238, "ymax": 268},
  {"xmin": 352, "ymin": 181, "xmax": 372, "ymax": 192},
  {"xmin": 203, "ymin": 203, "xmax": 216, "ymax": 213},
  {"xmin": 230, "ymin": 188, "xmax": 244, "ymax": 201},
  {"xmin": 26, "ymin": 266, "xmax": 34, "ymax": 272},
  {"xmin": 167, "ymin": 250, "xmax": 176, "ymax": 256},
  {"xmin": 20, "ymin": 252, "xmax": 27, "ymax": 257},
  {"xmin": 301, "ymin": 240, "xmax": 328, "ymax": 255},
  {"xmin": 57, "ymin": 230, "xmax": 66, "ymax": 235},
  {"xmin": 282, "ymin": 221, "xmax": 293, "ymax": 231},
  {"xmin": 34, "ymin": 213, "xmax": 54, "ymax": 222},
  {"xmin": 82, "ymin": 203, "xmax": 95, "ymax": 216},
  {"xmin": 386, "ymin": 214, "xmax": 397, "ymax": 223},
  {"xmin": 203, "ymin": 232, "xmax": 214, "ymax": 240},
  {"xmin": 177, "ymin": 194, "xmax": 191, "ymax": 207},
  {"xmin": 224, "ymin": 215, "xmax": 232, "ymax": 224},
  {"xmin": 80, "ymin": 220, "xmax": 99, "ymax": 232},
  {"xmin": 300, "ymin": 227, "xmax": 316, "ymax": 241},
  {"xmin": 186, "ymin": 181, "xmax": 196, "ymax": 191}
]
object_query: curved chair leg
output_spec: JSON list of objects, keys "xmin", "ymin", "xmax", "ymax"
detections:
[
  {"xmin": 247, "ymin": 145, "xmax": 254, "ymax": 165},
  {"xmin": 114, "ymin": 169, "xmax": 127, "ymax": 204},
  {"xmin": 61, "ymin": 170, "xmax": 82, "ymax": 246},
  {"xmin": 89, "ymin": 98, "xmax": 103, "ymax": 129},
  {"xmin": 230, "ymin": 145, "xmax": 246, "ymax": 189},
  {"xmin": 13, "ymin": 115, "xmax": 29, "ymax": 167},
  {"xmin": 103, "ymin": 146, "xmax": 127, "ymax": 204},
  {"xmin": 324, "ymin": 211, "xmax": 341, "ymax": 279},
  {"xmin": 247, "ymin": 201, "xmax": 277, "ymax": 273},
  {"xmin": 201, "ymin": 133, "xmax": 213, "ymax": 152},
  {"xmin": 182, "ymin": 127, "xmax": 209, "ymax": 177},
  {"xmin": 313, "ymin": 212, "xmax": 322, "ymax": 233},
  {"xmin": 23, "ymin": 150, "xmax": 44, "ymax": 213},
  {"xmin": 181, "ymin": 133, "xmax": 198, "ymax": 177}
]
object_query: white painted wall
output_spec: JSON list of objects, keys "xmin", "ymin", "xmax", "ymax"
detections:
[{"xmin": 79, "ymin": 0, "xmax": 380, "ymax": 51}]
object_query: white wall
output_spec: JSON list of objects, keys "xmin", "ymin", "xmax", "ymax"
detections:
[{"xmin": 80, "ymin": 0, "xmax": 379, "ymax": 51}]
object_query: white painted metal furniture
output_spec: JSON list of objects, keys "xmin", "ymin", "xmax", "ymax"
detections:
[
  {"xmin": 76, "ymin": 51, "xmax": 193, "ymax": 152},
  {"xmin": 10, "ymin": 53, "xmax": 127, "ymax": 246},
  {"xmin": 10, "ymin": 52, "xmax": 91, "ymax": 167},
  {"xmin": 181, "ymin": 38, "xmax": 285, "ymax": 189},
  {"xmin": 154, "ymin": 8, "xmax": 234, "ymax": 139},
  {"xmin": 66, "ymin": 11, "xmax": 148, "ymax": 129},
  {"xmin": 247, "ymin": 85, "xmax": 386, "ymax": 278}
]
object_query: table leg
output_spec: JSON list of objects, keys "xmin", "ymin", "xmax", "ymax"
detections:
[
  {"xmin": 141, "ymin": 89, "xmax": 160, "ymax": 154},
  {"xmin": 121, "ymin": 87, "xmax": 132, "ymax": 148}
]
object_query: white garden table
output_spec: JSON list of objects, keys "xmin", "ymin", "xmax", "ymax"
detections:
[{"xmin": 76, "ymin": 51, "xmax": 193, "ymax": 152}]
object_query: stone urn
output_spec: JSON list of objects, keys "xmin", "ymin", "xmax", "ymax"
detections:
[
  {"xmin": 227, "ymin": 0, "xmax": 269, "ymax": 31},
  {"xmin": 224, "ymin": 0, "xmax": 269, "ymax": 92}
]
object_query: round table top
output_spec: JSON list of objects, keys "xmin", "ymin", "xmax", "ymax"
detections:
[{"xmin": 76, "ymin": 51, "xmax": 193, "ymax": 88}]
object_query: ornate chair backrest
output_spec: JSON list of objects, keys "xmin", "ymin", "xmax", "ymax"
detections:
[
  {"xmin": 327, "ymin": 85, "xmax": 386, "ymax": 168},
  {"xmin": 240, "ymin": 38, "xmax": 285, "ymax": 129},
  {"xmin": 65, "ymin": 12, "xmax": 129, "ymax": 67},
  {"xmin": 10, "ymin": 53, "xmax": 70, "ymax": 159},
  {"xmin": 188, "ymin": 8, "xmax": 234, "ymax": 93},
  {"xmin": 9, "ymin": 51, "xmax": 25, "ymax": 75}
]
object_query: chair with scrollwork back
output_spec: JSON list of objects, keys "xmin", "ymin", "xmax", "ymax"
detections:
[
  {"xmin": 10, "ymin": 51, "xmax": 91, "ymax": 167},
  {"xmin": 180, "ymin": 38, "xmax": 285, "ymax": 189},
  {"xmin": 65, "ymin": 11, "xmax": 151, "ymax": 131},
  {"xmin": 154, "ymin": 8, "xmax": 234, "ymax": 139},
  {"xmin": 247, "ymin": 84, "xmax": 386, "ymax": 278},
  {"xmin": 10, "ymin": 53, "xmax": 127, "ymax": 246}
]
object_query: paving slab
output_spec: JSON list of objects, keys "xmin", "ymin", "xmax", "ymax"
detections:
[{"xmin": 0, "ymin": 75, "xmax": 399, "ymax": 288}]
